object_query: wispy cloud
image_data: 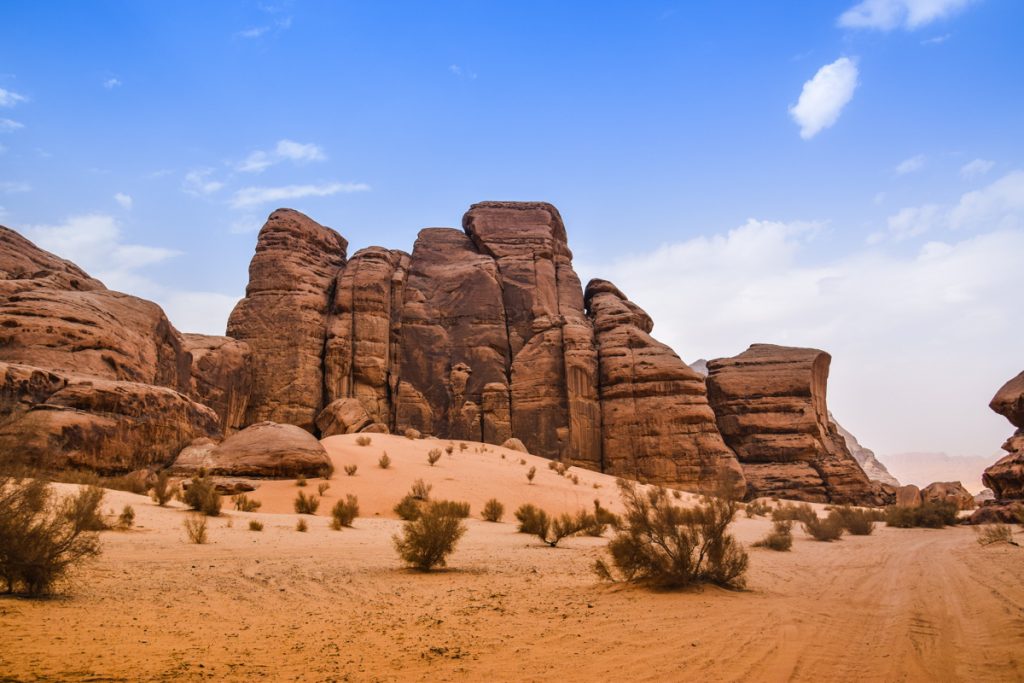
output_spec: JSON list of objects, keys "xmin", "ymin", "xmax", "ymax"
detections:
[
  {"xmin": 0, "ymin": 87, "xmax": 27, "ymax": 108},
  {"xmin": 238, "ymin": 26, "xmax": 270, "ymax": 39},
  {"xmin": 114, "ymin": 192, "xmax": 133, "ymax": 209},
  {"xmin": 236, "ymin": 139, "xmax": 327, "ymax": 173},
  {"xmin": 895, "ymin": 154, "xmax": 926, "ymax": 175},
  {"xmin": 229, "ymin": 182, "xmax": 370, "ymax": 209},
  {"xmin": 0, "ymin": 181, "xmax": 31, "ymax": 193},
  {"xmin": 102, "ymin": 78, "xmax": 122, "ymax": 90},
  {"xmin": 960, "ymin": 158, "xmax": 994, "ymax": 179},
  {"xmin": 921, "ymin": 33, "xmax": 951, "ymax": 45},
  {"xmin": 236, "ymin": 15, "xmax": 292, "ymax": 39},
  {"xmin": 449, "ymin": 64, "xmax": 478, "ymax": 80},
  {"xmin": 789, "ymin": 57, "xmax": 859, "ymax": 140},
  {"xmin": 183, "ymin": 169, "xmax": 225, "ymax": 196},
  {"xmin": 0, "ymin": 118, "xmax": 24, "ymax": 132},
  {"xmin": 838, "ymin": 0, "xmax": 977, "ymax": 31}
]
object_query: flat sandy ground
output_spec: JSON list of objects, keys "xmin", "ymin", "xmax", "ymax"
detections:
[{"xmin": 2, "ymin": 434, "xmax": 1023, "ymax": 682}]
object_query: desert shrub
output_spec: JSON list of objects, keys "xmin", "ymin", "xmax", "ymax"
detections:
[
  {"xmin": 0, "ymin": 478, "xmax": 104, "ymax": 596},
  {"xmin": 117, "ymin": 505, "xmax": 135, "ymax": 529},
  {"xmin": 378, "ymin": 453, "xmax": 391, "ymax": 469},
  {"xmin": 803, "ymin": 511, "xmax": 845, "ymax": 541},
  {"xmin": 319, "ymin": 463, "xmax": 334, "ymax": 479},
  {"xmin": 589, "ymin": 499, "xmax": 620, "ymax": 534},
  {"xmin": 515, "ymin": 503, "xmax": 547, "ymax": 535},
  {"xmin": 403, "ymin": 428, "xmax": 418, "ymax": 440},
  {"xmin": 537, "ymin": 510, "xmax": 597, "ymax": 547},
  {"xmin": 410, "ymin": 479, "xmax": 432, "ymax": 501},
  {"xmin": 318, "ymin": 482, "xmax": 330, "ymax": 496},
  {"xmin": 427, "ymin": 449, "xmax": 442, "ymax": 466},
  {"xmin": 183, "ymin": 514, "xmax": 208, "ymax": 544},
  {"xmin": 72, "ymin": 486, "xmax": 109, "ymax": 531},
  {"xmin": 330, "ymin": 495, "xmax": 359, "ymax": 529},
  {"xmin": 356, "ymin": 435, "xmax": 372, "ymax": 447},
  {"xmin": 482, "ymin": 498, "xmax": 505, "ymax": 522},
  {"xmin": 294, "ymin": 491, "xmax": 320, "ymax": 515},
  {"xmin": 394, "ymin": 494, "xmax": 423, "ymax": 521},
  {"xmin": 445, "ymin": 444, "xmax": 454, "ymax": 455},
  {"xmin": 248, "ymin": 520, "xmax": 263, "ymax": 531},
  {"xmin": 182, "ymin": 475, "xmax": 222, "ymax": 517},
  {"xmin": 232, "ymin": 493, "xmax": 262, "ymax": 512},
  {"xmin": 975, "ymin": 524, "xmax": 1016, "ymax": 546},
  {"xmin": 886, "ymin": 501, "xmax": 959, "ymax": 528},
  {"xmin": 771, "ymin": 502, "xmax": 817, "ymax": 525},
  {"xmin": 296, "ymin": 474, "xmax": 307, "ymax": 487},
  {"xmin": 519, "ymin": 458, "xmax": 527, "ymax": 466},
  {"xmin": 753, "ymin": 520, "xmax": 793, "ymax": 551},
  {"xmin": 459, "ymin": 442, "xmax": 468, "ymax": 452},
  {"xmin": 393, "ymin": 501, "xmax": 468, "ymax": 570},
  {"xmin": 832, "ymin": 506, "xmax": 876, "ymax": 535},
  {"xmin": 149, "ymin": 470, "xmax": 178, "ymax": 506},
  {"xmin": 593, "ymin": 479, "xmax": 748, "ymax": 590},
  {"xmin": 296, "ymin": 518, "xmax": 308, "ymax": 532},
  {"xmin": 344, "ymin": 464, "xmax": 358, "ymax": 477},
  {"xmin": 431, "ymin": 500, "xmax": 470, "ymax": 518},
  {"xmin": 548, "ymin": 460, "xmax": 558, "ymax": 471},
  {"xmin": 745, "ymin": 500, "xmax": 773, "ymax": 518},
  {"xmin": 526, "ymin": 466, "xmax": 536, "ymax": 484}
]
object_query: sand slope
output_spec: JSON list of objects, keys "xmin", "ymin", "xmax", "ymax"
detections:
[{"xmin": 2, "ymin": 435, "xmax": 1023, "ymax": 682}]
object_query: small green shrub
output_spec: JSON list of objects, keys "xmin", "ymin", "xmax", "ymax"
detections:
[
  {"xmin": 886, "ymin": 501, "xmax": 959, "ymax": 528},
  {"xmin": 427, "ymin": 449, "xmax": 442, "ymax": 466},
  {"xmin": 356, "ymin": 435, "xmax": 372, "ymax": 447},
  {"xmin": 117, "ymin": 505, "xmax": 135, "ymax": 529},
  {"xmin": 149, "ymin": 470, "xmax": 178, "ymax": 506},
  {"xmin": 296, "ymin": 518, "xmax": 308, "ymax": 532},
  {"xmin": 248, "ymin": 520, "xmax": 263, "ymax": 531},
  {"xmin": 771, "ymin": 502, "xmax": 817, "ymax": 524},
  {"xmin": 294, "ymin": 491, "xmax": 320, "ymax": 515},
  {"xmin": 393, "ymin": 501, "xmax": 468, "ymax": 570},
  {"xmin": 344, "ymin": 464, "xmax": 358, "ymax": 477},
  {"xmin": 431, "ymin": 500, "xmax": 470, "ymax": 518},
  {"xmin": 317, "ymin": 482, "xmax": 330, "ymax": 496},
  {"xmin": 394, "ymin": 494, "xmax": 423, "ymax": 521},
  {"xmin": 183, "ymin": 514, "xmax": 208, "ymax": 544},
  {"xmin": 515, "ymin": 503, "xmax": 547, "ymax": 535},
  {"xmin": 803, "ymin": 511, "xmax": 845, "ymax": 541},
  {"xmin": 410, "ymin": 479, "xmax": 432, "ymax": 501},
  {"xmin": 330, "ymin": 495, "xmax": 359, "ymax": 529},
  {"xmin": 753, "ymin": 520, "xmax": 793, "ymax": 551},
  {"xmin": 831, "ymin": 505, "xmax": 876, "ymax": 535},
  {"xmin": 445, "ymin": 444, "xmax": 454, "ymax": 455},
  {"xmin": 378, "ymin": 453, "xmax": 391, "ymax": 469},
  {"xmin": 482, "ymin": 498, "xmax": 505, "ymax": 522},
  {"xmin": 232, "ymin": 493, "xmax": 262, "ymax": 512},
  {"xmin": 182, "ymin": 475, "xmax": 221, "ymax": 516}
]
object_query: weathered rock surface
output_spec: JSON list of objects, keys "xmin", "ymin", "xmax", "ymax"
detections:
[
  {"xmin": 895, "ymin": 484, "xmax": 922, "ymax": 508},
  {"xmin": 981, "ymin": 371, "xmax": 1024, "ymax": 502},
  {"xmin": 585, "ymin": 279, "xmax": 745, "ymax": 491},
  {"xmin": 0, "ymin": 361, "xmax": 220, "ymax": 473},
  {"xmin": 706, "ymin": 344, "xmax": 875, "ymax": 504},
  {"xmin": 829, "ymin": 413, "xmax": 900, "ymax": 487},
  {"xmin": 921, "ymin": 481, "xmax": 976, "ymax": 510},
  {"xmin": 226, "ymin": 209, "xmax": 348, "ymax": 431},
  {"xmin": 315, "ymin": 398, "xmax": 373, "ymax": 437},
  {"xmin": 171, "ymin": 437, "xmax": 219, "ymax": 473},
  {"xmin": 501, "ymin": 438, "xmax": 528, "ymax": 453},
  {"xmin": 175, "ymin": 421, "xmax": 331, "ymax": 478},
  {"xmin": 182, "ymin": 334, "xmax": 251, "ymax": 434}
]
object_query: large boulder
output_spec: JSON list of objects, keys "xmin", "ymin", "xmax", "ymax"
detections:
[
  {"xmin": 0, "ymin": 361, "xmax": 221, "ymax": 473},
  {"xmin": 175, "ymin": 421, "xmax": 332, "ymax": 478},
  {"xmin": 921, "ymin": 481, "xmax": 975, "ymax": 511},
  {"xmin": 895, "ymin": 484, "xmax": 922, "ymax": 508},
  {"xmin": 706, "ymin": 344, "xmax": 875, "ymax": 504},
  {"xmin": 226, "ymin": 210, "xmax": 348, "ymax": 432},
  {"xmin": 981, "ymin": 371, "xmax": 1024, "ymax": 501},
  {"xmin": 315, "ymin": 398, "xmax": 373, "ymax": 437},
  {"xmin": 182, "ymin": 334, "xmax": 252, "ymax": 434},
  {"xmin": 585, "ymin": 279, "xmax": 745, "ymax": 492}
]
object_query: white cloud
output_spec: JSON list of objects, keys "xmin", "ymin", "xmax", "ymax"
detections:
[
  {"xmin": 921, "ymin": 33, "xmax": 951, "ymax": 44},
  {"xmin": 158, "ymin": 291, "xmax": 240, "ymax": 335},
  {"xmin": 949, "ymin": 170, "xmax": 1024, "ymax": 230},
  {"xmin": 183, "ymin": 169, "xmax": 225, "ymax": 196},
  {"xmin": 789, "ymin": 57, "xmax": 859, "ymax": 140},
  {"xmin": 838, "ymin": 0, "xmax": 977, "ymax": 30},
  {"xmin": 0, "ymin": 181, "xmax": 31, "ymax": 193},
  {"xmin": 886, "ymin": 204, "xmax": 941, "ymax": 239},
  {"xmin": 0, "ymin": 118, "xmax": 24, "ymax": 132},
  {"xmin": 587, "ymin": 203, "xmax": 1023, "ymax": 458},
  {"xmin": 449, "ymin": 64, "xmax": 478, "ymax": 80},
  {"xmin": 960, "ymin": 158, "xmax": 994, "ymax": 179},
  {"xmin": 102, "ymin": 78, "xmax": 122, "ymax": 90},
  {"xmin": 236, "ymin": 139, "xmax": 326, "ymax": 173},
  {"xmin": 0, "ymin": 87, "xmax": 27, "ymax": 108},
  {"xmin": 895, "ymin": 154, "xmax": 926, "ymax": 175},
  {"xmin": 238, "ymin": 26, "xmax": 270, "ymax": 38},
  {"xmin": 114, "ymin": 192, "xmax": 133, "ymax": 209},
  {"xmin": 230, "ymin": 181, "xmax": 370, "ymax": 209},
  {"xmin": 229, "ymin": 215, "xmax": 263, "ymax": 234}
]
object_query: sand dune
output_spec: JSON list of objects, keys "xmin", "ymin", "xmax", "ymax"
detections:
[{"xmin": 2, "ymin": 437, "xmax": 1023, "ymax": 682}]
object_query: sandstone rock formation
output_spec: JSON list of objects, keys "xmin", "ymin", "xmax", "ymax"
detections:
[
  {"xmin": 895, "ymin": 485, "xmax": 922, "ymax": 508},
  {"xmin": 182, "ymin": 334, "xmax": 251, "ymax": 434},
  {"xmin": 501, "ymin": 438, "xmax": 528, "ymax": 453},
  {"xmin": 921, "ymin": 481, "xmax": 975, "ymax": 511},
  {"xmin": 174, "ymin": 421, "xmax": 332, "ymax": 478},
  {"xmin": 315, "ymin": 398, "xmax": 374, "ymax": 437},
  {"xmin": 829, "ymin": 413, "xmax": 899, "ymax": 487},
  {"xmin": 706, "ymin": 344, "xmax": 875, "ymax": 504},
  {"xmin": 982, "ymin": 371, "xmax": 1024, "ymax": 501}
]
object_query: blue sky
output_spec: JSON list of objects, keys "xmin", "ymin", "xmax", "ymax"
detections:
[{"xmin": 1, "ymin": 0, "xmax": 1022, "ymax": 461}]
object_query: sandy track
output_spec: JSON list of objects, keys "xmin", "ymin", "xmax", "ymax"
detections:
[{"xmin": 2, "ymin": 439, "xmax": 1022, "ymax": 682}]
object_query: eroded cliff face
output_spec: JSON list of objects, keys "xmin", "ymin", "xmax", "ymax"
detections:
[
  {"xmin": 982, "ymin": 371, "xmax": 1024, "ymax": 501},
  {"xmin": 706, "ymin": 344, "xmax": 876, "ymax": 503}
]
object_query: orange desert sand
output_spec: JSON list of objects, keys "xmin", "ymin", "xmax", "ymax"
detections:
[{"xmin": 2, "ymin": 434, "xmax": 1023, "ymax": 682}]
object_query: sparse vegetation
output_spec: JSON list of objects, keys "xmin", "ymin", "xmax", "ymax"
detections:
[
  {"xmin": 317, "ymin": 482, "xmax": 330, "ymax": 496},
  {"xmin": 344, "ymin": 464, "xmax": 358, "ymax": 477},
  {"xmin": 296, "ymin": 518, "xmax": 308, "ymax": 532},
  {"xmin": 591, "ymin": 499, "xmax": 620, "ymax": 533},
  {"xmin": 0, "ymin": 477, "xmax": 104, "ymax": 596},
  {"xmin": 526, "ymin": 466, "xmax": 536, "ymax": 484},
  {"xmin": 593, "ymin": 479, "xmax": 748, "ymax": 590},
  {"xmin": 378, "ymin": 453, "xmax": 391, "ymax": 469},
  {"xmin": 232, "ymin": 493, "xmax": 262, "ymax": 512},
  {"xmin": 754, "ymin": 520, "xmax": 793, "ymax": 551},
  {"xmin": 330, "ymin": 495, "xmax": 359, "ymax": 529},
  {"xmin": 183, "ymin": 513, "xmax": 208, "ymax": 544},
  {"xmin": 445, "ymin": 444, "xmax": 454, "ymax": 455},
  {"xmin": 803, "ymin": 511, "xmax": 845, "ymax": 541},
  {"xmin": 410, "ymin": 479, "xmax": 432, "ymax": 501},
  {"xmin": 427, "ymin": 449, "xmax": 442, "ymax": 466},
  {"xmin": 570, "ymin": 474, "xmax": 580, "ymax": 485},
  {"xmin": 745, "ymin": 500, "xmax": 773, "ymax": 518},
  {"xmin": 248, "ymin": 520, "xmax": 263, "ymax": 531},
  {"xmin": 117, "ymin": 505, "xmax": 135, "ymax": 529},
  {"xmin": 296, "ymin": 474, "xmax": 307, "ymax": 487},
  {"xmin": 482, "ymin": 498, "xmax": 505, "ymax": 522},
  {"xmin": 404, "ymin": 428, "xmax": 419, "ymax": 440},
  {"xmin": 831, "ymin": 505, "xmax": 878, "ymax": 535},
  {"xmin": 458, "ymin": 442, "xmax": 468, "ymax": 453},
  {"xmin": 537, "ymin": 510, "xmax": 597, "ymax": 547},
  {"xmin": 975, "ymin": 524, "xmax": 1017, "ymax": 546},
  {"xmin": 394, "ymin": 494, "xmax": 422, "ymax": 521},
  {"xmin": 515, "ymin": 503, "xmax": 547, "ymax": 535},
  {"xmin": 431, "ymin": 500, "xmax": 470, "ymax": 518},
  {"xmin": 319, "ymin": 463, "xmax": 334, "ymax": 480},
  {"xmin": 393, "ymin": 501, "xmax": 468, "ymax": 570},
  {"xmin": 356, "ymin": 435, "xmax": 372, "ymax": 446},
  {"xmin": 294, "ymin": 491, "xmax": 320, "ymax": 515},
  {"xmin": 886, "ymin": 501, "xmax": 959, "ymax": 528},
  {"xmin": 771, "ymin": 502, "xmax": 817, "ymax": 525},
  {"xmin": 149, "ymin": 470, "xmax": 178, "ymax": 506},
  {"xmin": 182, "ymin": 475, "xmax": 222, "ymax": 516}
]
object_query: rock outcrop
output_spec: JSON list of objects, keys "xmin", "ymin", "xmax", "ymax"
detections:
[
  {"xmin": 174, "ymin": 421, "xmax": 332, "ymax": 478},
  {"xmin": 971, "ymin": 371, "xmax": 1024, "ymax": 523},
  {"xmin": 830, "ymin": 413, "xmax": 900, "ymax": 487},
  {"xmin": 315, "ymin": 398, "xmax": 374, "ymax": 437},
  {"xmin": 706, "ymin": 344, "xmax": 875, "ymax": 504},
  {"xmin": 182, "ymin": 334, "xmax": 252, "ymax": 434},
  {"xmin": 921, "ymin": 481, "xmax": 975, "ymax": 511},
  {"xmin": 895, "ymin": 484, "xmax": 922, "ymax": 508}
]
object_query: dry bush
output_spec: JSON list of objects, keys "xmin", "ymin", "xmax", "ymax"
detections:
[
  {"xmin": 445, "ymin": 444, "xmax": 454, "ymax": 455},
  {"xmin": 482, "ymin": 498, "xmax": 505, "ymax": 522},
  {"xmin": 149, "ymin": 470, "xmax": 178, "ymax": 506},
  {"xmin": 394, "ymin": 494, "xmax": 422, "ymax": 521},
  {"xmin": 537, "ymin": 510, "xmax": 597, "ymax": 547},
  {"xmin": 183, "ymin": 514, "xmax": 208, "ymax": 544},
  {"xmin": 515, "ymin": 503, "xmax": 547, "ymax": 535},
  {"xmin": 232, "ymin": 493, "xmax": 261, "ymax": 512},
  {"xmin": 975, "ymin": 524, "xmax": 1017, "ymax": 546},
  {"xmin": 182, "ymin": 475, "xmax": 222, "ymax": 516},
  {"xmin": 886, "ymin": 501, "xmax": 959, "ymax": 528},
  {"xmin": 356, "ymin": 435, "xmax": 372, "ymax": 447},
  {"xmin": 570, "ymin": 474, "xmax": 580, "ymax": 485},
  {"xmin": 393, "ymin": 501, "xmax": 467, "ymax": 570},
  {"xmin": 590, "ymin": 499, "xmax": 620, "ymax": 534},
  {"xmin": 117, "ymin": 505, "xmax": 135, "ymax": 529},
  {"xmin": 427, "ymin": 449, "xmax": 442, "ymax": 466},
  {"xmin": 296, "ymin": 474, "xmax": 307, "ymax": 487},
  {"xmin": 771, "ymin": 502, "xmax": 817, "ymax": 524},
  {"xmin": 0, "ymin": 478, "xmax": 104, "ymax": 596},
  {"xmin": 803, "ymin": 511, "xmax": 845, "ymax": 541},
  {"xmin": 526, "ymin": 466, "xmax": 536, "ymax": 484},
  {"xmin": 317, "ymin": 482, "xmax": 330, "ymax": 496},
  {"xmin": 296, "ymin": 518, "xmax": 308, "ymax": 532},
  {"xmin": 547, "ymin": 460, "xmax": 558, "ymax": 471},
  {"xmin": 294, "ymin": 491, "xmax": 320, "ymax": 515},
  {"xmin": 410, "ymin": 479, "xmax": 432, "ymax": 501},
  {"xmin": 378, "ymin": 453, "xmax": 391, "ymax": 469},
  {"xmin": 745, "ymin": 500, "xmax": 773, "ymax": 518},
  {"xmin": 403, "ymin": 428, "xmax": 418, "ymax": 440},
  {"xmin": 753, "ymin": 520, "xmax": 793, "ymax": 551},
  {"xmin": 431, "ymin": 500, "xmax": 470, "ymax": 518},
  {"xmin": 519, "ymin": 458, "xmax": 527, "ymax": 466},
  {"xmin": 344, "ymin": 464, "xmax": 358, "ymax": 477},
  {"xmin": 330, "ymin": 495, "xmax": 359, "ymax": 529},
  {"xmin": 319, "ymin": 463, "xmax": 334, "ymax": 480},
  {"xmin": 248, "ymin": 520, "xmax": 263, "ymax": 531},
  {"xmin": 831, "ymin": 505, "xmax": 876, "ymax": 535},
  {"xmin": 593, "ymin": 479, "xmax": 748, "ymax": 590},
  {"xmin": 458, "ymin": 442, "xmax": 468, "ymax": 452}
]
